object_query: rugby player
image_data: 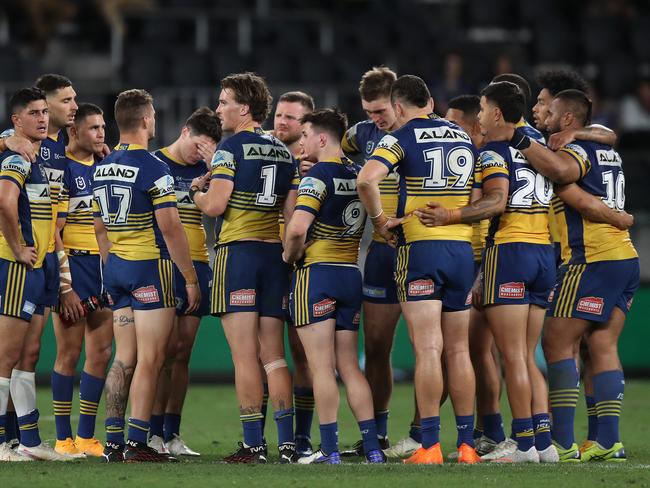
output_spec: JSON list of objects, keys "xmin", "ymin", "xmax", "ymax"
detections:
[
  {"xmin": 96, "ymin": 89, "xmax": 199, "ymax": 463},
  {"xmin": 192, "ymin": 73, "xmax": 297, "ymax": 464},
  {"xmin": 283, "ymin": 108, "xmax": 385, "ymax": 464},
  {"xmin": 508, "ymin": 89, "xmax": 637, "ymax": 462},
  {"xmin": 51, "ymin": 103, "xmax": 113, "ymax": 458},
  {"xmin": 358, "ymin": 75, "xmax": 480, "ymax": 465},
  {"xmin": 0, "ymin": 88, "xmax": 68, "ymax": 461},
  {"xmin": 273, "ymin": 91, "xmax": 316, "ymax": 456},
  {"xmin": 148, "ymin": 107, "xmax": 221, "ymax": 457}
]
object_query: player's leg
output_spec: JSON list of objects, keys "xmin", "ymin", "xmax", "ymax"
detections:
[
  {"xmin": 581, "ymin": 344, "xmax": 597, "ymax": 452},
  {"xmin": 148, "ymin": 322, "xmax": 175, "ymax": 453},
  {"xmin": 287, "ymin": 325, "xmax": 314, "ymax": 456}
]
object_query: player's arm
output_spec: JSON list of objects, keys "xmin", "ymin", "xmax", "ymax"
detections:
[
  {"xmin": 0, "ymin": 135, "xmax": 36, "ymax": 163},
  {"xmin": 548, "ymin": 124, "xmax": 617, "ymax": 151},
  {"xmin": 193, "ymin": 147, "xmax": 236, "ymax": 217},
  {"xmin": 283, "ymin": 189, "xmax": 298, "ymax": 224},
  {"xmin": 93, "ymin": 217, "xmax": 111, "ymax": 263},
  {"xmin": 554, "ymin": 183, "xmax": 633, "ymax": 230},
  {"xmin": 508, "ymin": 128, "xmax": 584, "ymax": 184},
  {"xmin": 282, "ymin": 209, "xmax": 315, "ymax": 264}
]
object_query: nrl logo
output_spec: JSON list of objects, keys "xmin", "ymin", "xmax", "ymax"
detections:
[
  {"xmin": 40, "ymin": 147, "xmax": 51, "ymax": 161},
  {"xmin": 75, "ymin": 176, "xmax": 86, "ymax": 190}
]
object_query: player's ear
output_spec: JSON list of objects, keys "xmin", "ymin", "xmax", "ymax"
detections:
[
  {"xmin": 240, "ymin": 103, "xmax": 250, "ymax": 117},
  {"xmin": 429, "ymin": 97, "xmax": 435, "ymax": 113},
  {"xmin": 319, "ymin": 132, "xmax": 327, "ymax": 148}
]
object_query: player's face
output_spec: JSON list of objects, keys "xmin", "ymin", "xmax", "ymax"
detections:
[
  {"xmin": 478, "ymin": 96, "xmax": 498, "ymax": 136},
  {"xmin": 180, "ymin": 130, "xmax": 215, "ymax": 165},
  {"xmin": 362, "ymin": 97, "xmax": 396, "ymax": 131},
  {"xmin": 75, "ymin": 114, "xmax": 105, "ymax": 154},
  {"xmin": 216, "ymin": 89, "xmax": 243, "ymax": 132},
  {"xmin": 445, "ymin": 108, "xmax": 472, "ymax": 134},
  {"xmin": 299, "ymin": 122, "xmax": 320, "ymax": 162},
  {"xmin": 13, "ymin": 100, "xmax": 49, "ymax": 142},
  {"xmin": 274, "ymin": 101, "xmax": 306, "ymax": 145},
  {"xmin": 544, "ymin": 98, "xmax": 565, "ymax": 135},
  {"xmin": 533, "ymin": 88, "xmax": 553, "ymax": 131},
  {"xmin": 47, "ymin": 86, "xmax": 77, "ymax": 129}
]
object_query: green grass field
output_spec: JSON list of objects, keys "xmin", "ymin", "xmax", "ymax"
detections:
[{"xmin": 1, "ymin": 382, "xmax": 649, "ymax": 487}]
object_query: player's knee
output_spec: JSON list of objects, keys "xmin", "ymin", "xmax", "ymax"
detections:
[
  {"xmin": 21, "ymin": 343, "xmax": 41, "ymax": 369},
  {"xmin": 414, "ymin": 342, "xmax": 443, "ymax": 359},
  {"xmin": 0, "ymin": 348, "xmax": 21, "ymax": 372},
  {"xmin": 87, "ymin": 344, "xmax": 113, "ymax": 371},
  {"xmin": 57, "ymin": 348, "xmax": 82, "ymax": 371},
  {"xmin": 263, "ymin": 357, "xmax": 288, "ymax": 375}
]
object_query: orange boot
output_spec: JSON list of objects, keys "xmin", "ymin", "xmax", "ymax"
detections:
[
  {"xmin": 404, "ymin": 443, "xmax": 443, "ymax": 465},
  {"xmin": 457, "ymin": 443, "xmax": 481, "ymax": 464}
]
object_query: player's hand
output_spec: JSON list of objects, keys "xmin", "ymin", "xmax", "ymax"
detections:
[
  {"xmin": 197, "ymin": 140, "xmax": 216, "ymax": 169},
  {"xmin": 614, "ymin": 210, "xmax": 634, "ymax": 230},
  {"xmin": 471, "ymin": 271, "xmax": 484, "ymax": 311},
  {"xmin": 414, "ymin": 201, "xmax": 459, "ymax": 227},
  {"xmin": 97, "ymin": 143, "xmax": 111, "ymax": 159},
  {"xmin": 299, "ymin": 157, "xmax": 314, "ymax": 177},
  {"xmin": 191, "ymin": 172, "xmax": 210, "ymax": 191},
  {"xmin": 5, "ymin": 135, "xmax": 35, "ymax": 162},
  {"xmin": 15, "ymin": 246, "xmax": 37, "ymax": 270},
  {"xmin": 373, "ymin": 215, "xmax": 403, "ymax": 248},
  {"xmin": 60, "ymin": 289, "xmax": 85, "ymax": 324},
  {"xmin": 184, "ymin": 284, "xmax": 201, "ymax": 314},
  {"xmin": 547, "ymin": 128, "xmax": 577, "ymax": 151}
]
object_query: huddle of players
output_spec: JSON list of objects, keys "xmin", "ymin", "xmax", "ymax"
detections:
[{"xmin": 0, "ymin": 64, "xmax": 637, "ymax": 466}]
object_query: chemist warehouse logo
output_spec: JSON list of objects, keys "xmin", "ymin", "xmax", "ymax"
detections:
[{"xmin": 576, "ymin": 296, "xmax": 604, "ymax": 315}]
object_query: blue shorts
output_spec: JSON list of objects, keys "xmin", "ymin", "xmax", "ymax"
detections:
[
  {"xmin": 362, "ymin": 241, "xmax": 398, "ymax": 304},
  {"xmin": 103, "ymin": 254, "xmax": 175, "ymax": 311},
  {"xmin": 549, "ymin": 258, "xmax": 639, "ymax": 322},
  {"xmin": 395, "ymin": 240, "xmax": 474, "ymax": 311},
  {"xmin": 35, "ymin": 251, "xmax": 59, "ymax": 314},
  {"xmin": 0, "ymin": 259, "xmax": 44, "ymax": 321},
  {"xmin": 553, "ymin": 242, "xmax": 562, "ymax": 269},
  {"xmin": 289, "ymin": 264, "xmax": 362, "ymax": 331},
  {"xmin": 211, "ymin": 242, "xmax": 288, "ymax": 318},
  {"xmin": 482, "ymin": 242, "xmax": 555, "ymax": 308},
  {"xmin": 174, "ymin": 260, "xmax": 212, "ymax": 317},
  {"xmin": 69, "ymin": 253, "xmax": 103, "ymax": 301}
]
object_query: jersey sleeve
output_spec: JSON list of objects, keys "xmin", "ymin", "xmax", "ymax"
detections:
[
  {"xmin": 290, "ymin": 157, "xmax": 300, "ymax": 190},
  {"xmin": 57, "ymin": 168, "xmax": 71, "ymax": 218},
  {"xmin": 480, "ymin": 150, "xmax": 509, "ymax": 182},
  {"xmin": 369, "ymin": 134, "xmax": 405, "ymax": 172},
  {"xmin": 210, "ymin": 140, "xmax": 237, "ymax": 181},
  {"xmin": 146, "ymin": 160, "xmax": 177, "ymax": 210},
  {"xmin": 341, "ymin": 124, "xmax": 361, "ymax": 155},
  {"xmin": 559, "ymin": 142, "xmax": 591, "ymax": 179},
  {"xmin": 0, "ymin": 154, "xmax": 30, "ymax": 187},
  {"xmin": 295, "ymin": 166, "xmax": 328, "ymax": 216}
]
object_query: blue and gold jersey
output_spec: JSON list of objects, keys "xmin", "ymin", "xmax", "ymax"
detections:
[
  {"xmin": 92, "ymin": 144, "xmax": 177, "ymax": 261},
  {"xmin": 370, "ymin": 116, "xmax": 479, "ymax": 244},
  {"xmin": 554, "ymin": 140, "xmax": 637, "ymax": 264},
  {"xmin": 295, "ymin": 157, "xmax": 366, "ymax": 266},
  {"xmin": 40, "ymin": 130, "xmax": 68, "ymax": 253},
  {"xmin": 0, "ymin": 150, "xmax": 52, "ymax": 267},
  {"xmin": 210, "ymin": 127, "xmax": 299, "ymax": 244},
  {"xmin": 481, "ymin": 140, "xmax": 552, "ymax": 245},
  {"xmin": 342, "ymin": 120, "xmax": 399, "ymax": 243},
  {"xmin": 155, "ymin": 147, "xmax": 209, "ymax": 263},
  {"xmin": 58, "ymin": 152, "xmax": 99, "ymax": 254}
]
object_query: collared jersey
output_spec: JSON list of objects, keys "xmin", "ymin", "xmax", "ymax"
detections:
[
  {"xmin": 371, "ymin": 116, "xmax": 479, "ymax": 244},
  {"xmin": 210, "ymin": 127, "xmax": 299, "ymax": 244},
  {"xmin": 58, "ymin": 152, "xmax": 99, "ymax": 253},
  {"xmin": 40, "ymin": 129, "xmax": 68, "ymax": 253},
  {"xmin": 342, "ymin": 119, "xmax": 399, "ymax": 243},
  {"xmin": 554, "ymin": 140, "xmax": 637, "ymax": 264},
  {"xmin": 295, "ymin": 157, "xmax": 366, "ymax": 266},
  {"xmin": 155, "ymin": 147, "xmax": 209, "ymax": 263},
  {"xmin": 92, "ymin": 143, "xmax": 177, "ymax": 260},
  {"xmin": 0, "ymin": 150, "xmax": 52, "ymax": 267},
  {"xmin": 481, "ymin": 140, "xmax": 552, "ymax": 245}
]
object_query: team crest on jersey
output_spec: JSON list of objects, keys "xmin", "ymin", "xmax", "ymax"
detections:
[
  {"xmin": 408, "ymin": 279, "xmax": 434, "ymax": 297},
  {"xmin": 576, "ymin": 296, "xmax": 604, "ymax": 315},
  {"xmin": 498, "ymin": 282, "xmax": 525, "ymax": 299},
  {"xmin": 75, "ymin": 176, "xmax": 86, "ymax": 190},
  {"xmin": 40, "ymin": 146, "xmax": 50, "ymax": 161},
  {"xmin": 132, "ymin": 285, "xmax": 160, "ymax": 304},
  {"xmin": 230, "ymin": 289, "xmax": 256, "ymax": 306},
  {"xmin": 365, "ymin": 141, "xmax": 375, "ymax": 155},
  {"xmin": 313, "ymin": 298, "xmax": 336, "ymax": 317}
]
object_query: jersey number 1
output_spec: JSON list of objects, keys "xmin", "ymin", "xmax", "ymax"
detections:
[{"xmin": 257, "ymin": 165, "xmax": 277, "ymax": 206}]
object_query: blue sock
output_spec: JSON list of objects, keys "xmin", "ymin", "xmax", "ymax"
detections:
[
  {"xmin": 409, "ymin": 423, "xmax": 422, "ymax": 443},
  {"xmin": 319, "ymin": 422, "xmax": 338, "ymax": 455},
  {"xmin": 241, "ymin": 412, "xmax": 263, "ymax": 447},
  {"xmin": 105, "ymin": 417, "xmax": 125, "ymax": 445},
  {"xmin": 511, "ymin": 417, "xmax": 534, "ymax": 451},
  {"xmin": 473, "ymin": 417, "xmax": 484, "ymax": 440},
  {"xmin": 17, "ymin": 409, "xmax": 41, "ymax": 447},
  {"xmin": 127, "ymin": 417, "xmax": 150, "ymax": 444},
  {"xmin": 456, "ymin": 415, "xmax": 475, "ymax": 448},
  {"xmin": 0, "ymin": 414, "xmax": 6, "ymax": 444},
  {"xmin": 5, "ymin": 411, "xmax": 18, "ymax": 442},
  {"xmin": 483, "ymin": 413, "xmax": 506, "ymax": 443},
  {"xmin": 164, "ymin": 413, "xmax": 181, "ymax": 443},
  {"xmin": 274, "ymin": 408, "xmax": 294, "ymax": 445},
  {"xmin": 375, "ymin": 410, "xmax": 389, "ymax": 439},
  {"xmin": 260, "ymin": 383, "xmax": 269, "ymax": 435},
  {"xmin": 359, "ymin": 418, "xmax": 380, "ymax": 453},
  {"xmin": 585, "ymin": 395, "xmax": 598, "ymax": 441},
  {"xmin": 51, "ymin": 371, "xmax": 74, "ymax": 441},
  {"xmin": 547, "ymin": 359, "xmax": 580, "ymax": 449},
  {"xmin": 533, "ymin": 413, "xmax": 552, "ymax": 450},
  {"xmin": 150, "ymin": 414, "xmax": 164, "ymax": 438},
  {"xmin": 77, "ymin": 371, "xmax": 104, "ymax": 439},
  {"xmin": 593, "ymin": 370, "xmax": 624, "ymax": 449},
  {"xmin": 420, "ymin": 416, "xmax": 440, "ymax": 449},
  {"xmin": 294, "ymin": 386, "xmax": 314, "ymax": 448}
]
